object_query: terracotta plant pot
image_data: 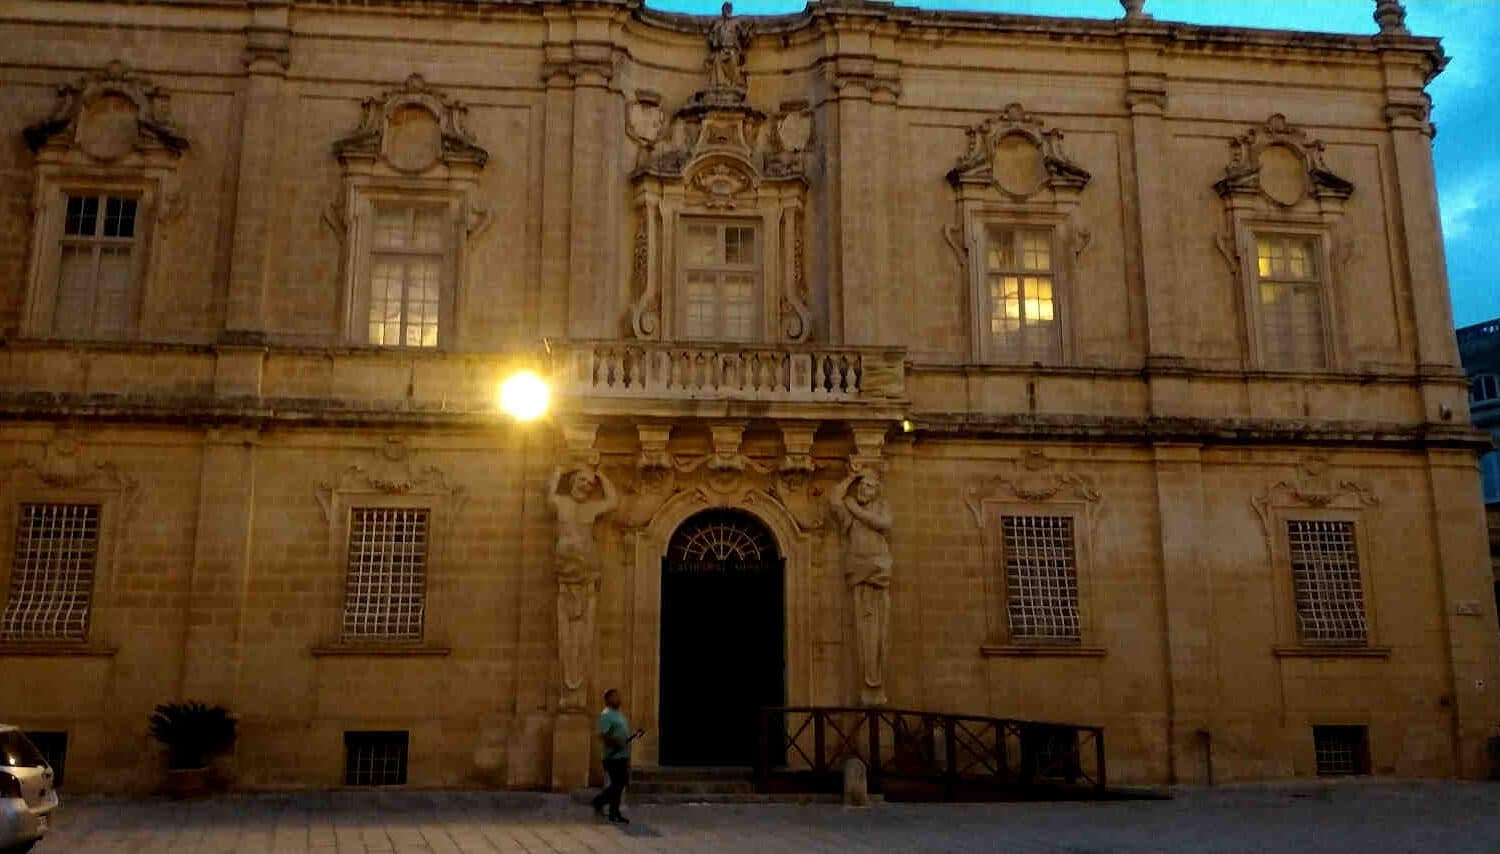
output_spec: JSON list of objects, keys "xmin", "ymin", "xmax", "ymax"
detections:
[{"xmin": 163, "ymin": 766, "xmax": 214, "ymax": 799}]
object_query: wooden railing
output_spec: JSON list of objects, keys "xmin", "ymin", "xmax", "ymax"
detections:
[
  {"xmin": 553, "ymin": 341, "xmax": 905, "ymax": 403},
  {"xmin": 755, "ymin": 706, "xmax": 1106, "ymax": 800}
]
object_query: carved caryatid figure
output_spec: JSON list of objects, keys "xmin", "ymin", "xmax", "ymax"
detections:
[
  {"xmin": 548, "ymin": 465, "xmax": 619, "ymax": 710},
  {"xmin": 706, "ymin": 2, "xmax": 753, "ymax": 93},
  {"xmin": 830, "ymin": 468, "xmax": 893, "ymax": 706}
]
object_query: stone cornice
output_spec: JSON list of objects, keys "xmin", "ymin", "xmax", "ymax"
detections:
[{"xmin": 0, "ymin": 390, "xmax": 1487, "ymax": 451}]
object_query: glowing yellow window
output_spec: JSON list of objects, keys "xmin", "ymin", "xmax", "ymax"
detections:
[{"xmin": 984, "ymin": 225, "xmax": 1058, "ymax": 363}]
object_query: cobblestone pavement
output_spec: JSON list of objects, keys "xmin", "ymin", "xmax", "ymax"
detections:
[{"xmin": 32, "ymin": 781, "xmax": 1500, "ymax": 854}]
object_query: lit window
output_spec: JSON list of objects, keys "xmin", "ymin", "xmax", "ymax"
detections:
[
  {"xmin": 984, "ymin": 226, "xmax": 1058, "ymax": 363},
  {"xmin": 679, "ymin": 220, "xmax": 760, "ymax": 341},
  {"xmin": 1286, "ymin": 519, "xmax": 1366, "ymax": 645},
  {"xmin": 367, "ymin": 206, "xmax": 444, "ymax": 348},
  {"xmin": 54, "ymin": 195, "xmax": 137, "ymax": 338},
  {"xmin": 343, "ymin": 508, "xmax": 428, "ymax": 641},
  {"xmin": 1000, "ymin": 515, "xmax": 1080, "ymax": 642},
  {"xmin": 2, "ymin": 504, "xmax": 101, "ymax": 641},
  {"xmin": 1255, "ymin": 234, "xmax": 1326, "ymax": 370}
]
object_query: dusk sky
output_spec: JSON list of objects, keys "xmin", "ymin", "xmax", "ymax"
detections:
[{"xmin": 648, "ymin": 0, "xmax": 1500, "ymax": 329}]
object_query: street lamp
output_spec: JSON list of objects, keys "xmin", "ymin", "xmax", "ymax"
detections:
[{"xmin": 499, "ymin": 370, "xmax": 550, "ymax": 421}]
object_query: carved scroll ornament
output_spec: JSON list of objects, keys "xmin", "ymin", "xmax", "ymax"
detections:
[
  {"xmin": 947, "ymin": 103, "xmax": 1091, "ymax": 198},
  {"xmin": 1214, "ymin": 114, "xmax": 1353, "ymax": 206},
  {"xmin": 24, "ymin": 61, "xmax": 189, "ymax": 160}
]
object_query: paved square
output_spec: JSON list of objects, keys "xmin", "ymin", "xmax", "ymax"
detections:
[{"xmin": 35, "ymin": 782, "xmax": 1500, "ymax": 854}]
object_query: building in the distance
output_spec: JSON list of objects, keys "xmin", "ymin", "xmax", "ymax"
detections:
[
  {"xmin": 1458, "ymin": 318, "xmax": 1500, "ymax": 605},
  {"xmin": 1, "ymin": 0, "xmax": 1497, "ymax": 792}
]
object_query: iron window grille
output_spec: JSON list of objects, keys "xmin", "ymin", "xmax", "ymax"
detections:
[
  {"xmin": 1000, "ymin": 515, "xmax": 1081, "ymax": 642},
  {"xmin": 1313, "ymin": 725, "xmax": 1369, "ymax": 776},
  {"xmin": 342, "ymin": 508, "xmax": 429, "ymax": 641},
  {"xmin": 2, "ymin": 503, "xmax": 101, "ymax": 641},
  {"xmin": 344, "ymin": 731, "xmax": 408, "ymax": 786},
  {"xmin": 1287, "ymin": 519, "xmax": 1367, "ymax": 645}
]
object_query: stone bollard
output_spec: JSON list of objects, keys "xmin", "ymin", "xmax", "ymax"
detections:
[{"xmin": 843, "ymin": 757, "xmax": 870, "ymax": 807}]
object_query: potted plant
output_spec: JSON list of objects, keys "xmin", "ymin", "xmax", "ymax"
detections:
[{"xmin": 148, "ymin": 701, "xmax": 237, "ymax": 797}]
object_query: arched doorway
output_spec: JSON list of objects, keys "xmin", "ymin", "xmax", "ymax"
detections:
[{"xmin": 658, "ymin": 509, "xmax": 785, "ymax": 766}]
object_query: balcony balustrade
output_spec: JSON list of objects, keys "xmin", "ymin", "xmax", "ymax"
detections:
[{"xmin": 553, "ymin": 340, "xmax": 906, "ymax": 406}]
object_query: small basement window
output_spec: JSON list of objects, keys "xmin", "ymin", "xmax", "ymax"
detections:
[
  {"xmin": 344, "ymin": 731, "xmax": 408, "ymax": 786},
  {"xmin": 23, "ymin": 731, "xmax": 67, "ymax": 789},
  {"xmin": 1313, "ymin": 725, "xmax": 1369, "ymax": 776}
]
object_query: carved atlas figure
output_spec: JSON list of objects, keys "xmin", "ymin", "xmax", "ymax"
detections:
[
  {"xmin": 830, "ymin": 467, "xmax": 893, "ymax": 706},
  {"xmin": 549, "ymin": 465, "xmax": 619, "ymax": 710}
]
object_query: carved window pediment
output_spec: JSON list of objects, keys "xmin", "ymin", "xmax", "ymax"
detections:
[
  {"xmin": 24, "ymin": 61, "xmax": 189, "ymax": 164},
  {"xmin": 1214, "ymin": 114, "xmax": 1352, "ymax": 207},
  {"xmin": 327, "ymin": 76, "xmax": 492, "ymax": 349},
  {"xmin": 20, "ymin": 62, "xmax": 189, "ymax": 340},
  {"xmin": 332, "ymin": 74, "xmax": 488, "ymax": 175},
  {"xmin": 1214, "ymin": 116, "xmax": 1353, "ymax": 371},
  {"xmin": 626, "ymin": 91, "xmax": 814, "ymax": 343},
  {"xmin": 947, "ymin": 104, "xmax": 1090, "ymax": 200}
]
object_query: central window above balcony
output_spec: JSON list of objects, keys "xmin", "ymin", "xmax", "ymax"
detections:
[{"xmin": 679, "ymin": 218, "xmax": 762, "ymax": 342}]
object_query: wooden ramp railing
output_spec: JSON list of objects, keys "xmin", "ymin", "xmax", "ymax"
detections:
[{"xmin": 754, "ymin": 706, "xmax": 1106, "ymax": 801}]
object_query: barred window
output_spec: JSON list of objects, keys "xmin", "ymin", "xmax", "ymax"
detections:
[
  {"xmin": 1313, "ymin": 725, "xmax": 1369, "ymax": 776},
  {"xmin": 1001, "ymin": 515, "xmax": 1080, "ymax": 642},
  {"xmin": 2, "ymin": 504, "xmax": 101, "ymax": 641},
  {"xmin": 344, "ymin": 731, "xmax": 408, "ymax": 786},
  {"xmin": 984, "ymin": 225, "xmax": 1058, "ymax": 364},
  {"xmin": 1287, "ymin": 519, "xmax": 1367, "ymax": 644},
  {"xmin": 343, "ymin": 508, "xmax": 428, "ymax": 641},
  {"xmin": 1255, "ymin": 234, "xmax": 1327, "ymax": 370}
]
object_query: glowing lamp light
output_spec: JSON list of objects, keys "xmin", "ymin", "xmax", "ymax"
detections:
[{"xmin": 499, "ymin": 371, "xmax": 550, "ymax": 421}]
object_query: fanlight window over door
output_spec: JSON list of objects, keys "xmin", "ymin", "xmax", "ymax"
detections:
[{"xmin": 667, "ymin": 509, "xmax": 778, "ymax": 564}]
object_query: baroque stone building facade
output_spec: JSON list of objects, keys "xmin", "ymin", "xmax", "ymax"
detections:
[{"xmin": 1, "ymin": 0, "xmax": 1497, "ymax": 791}]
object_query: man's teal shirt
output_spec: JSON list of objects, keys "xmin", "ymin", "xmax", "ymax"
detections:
[{"xmin": 599, "ymin": 707, "xmax": 631, "ymax": 761}]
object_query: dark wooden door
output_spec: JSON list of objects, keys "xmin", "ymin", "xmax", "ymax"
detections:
[{"xmin": 659, "ymin": 510, "xmax": 785, "ymax": 766}]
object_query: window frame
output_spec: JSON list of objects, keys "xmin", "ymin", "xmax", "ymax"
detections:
[
  {"xmin": 673, "ymin": 215, "xmax": 766, "ymax": 343},
  {"xmin": 341, "ymin": 505, "xmax": 431, "ymax": 642},
  {"xmin": 1243, "ymin": 225, "xmax": 1336, "ymax": 372},
  {"xmin": 342, "ymin": 189, "xmax": 461, "ymax": 351},
  {"xmin": 975, "ymin": 499, "xmax": 1099, "ymax": 650},
  {"xmin": 978, "ymin": 223, "xmax": 1063, "ymax": 365},
  {"xmin": 1267, "ymin": 506, "xmax": 1379, "ymax": 651},
  {"xmin": 964, "ymin": 209, "xmax": 1075, "ymax": 366},
  {"xmin": 24, "ymin": 180, "xmax": 157, "ymax": 340},
  {"xmin": 0, "ymin": 481, "xmax": 128, "ymax": 650}
]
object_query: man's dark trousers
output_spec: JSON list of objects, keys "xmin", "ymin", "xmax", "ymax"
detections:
[{"xmin": 592, "ymin": 758, "xmax": 629, "ymax": 817}]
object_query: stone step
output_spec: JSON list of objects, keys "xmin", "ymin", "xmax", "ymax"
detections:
[
  {"xmin": 629, "ymin": 779, "xmax": 757, "ymax": 795},
  {"xmin": 630, "ymin": 765, "xmax": 755, "ymax": 781}
]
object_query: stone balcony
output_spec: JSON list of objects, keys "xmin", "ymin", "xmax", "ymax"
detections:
[{"xmin": 551, "ymin": 340, "xmax": 908, "ymax": 421}]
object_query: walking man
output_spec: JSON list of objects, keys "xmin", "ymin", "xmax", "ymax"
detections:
[{"xmin": 591, "ymin": 688, "xmax": 634, "ymax": 824}]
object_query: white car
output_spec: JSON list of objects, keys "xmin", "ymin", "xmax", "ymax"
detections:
[{"xmin": 0, "ymin": 727, "xmax": 57, "ymax": 854}]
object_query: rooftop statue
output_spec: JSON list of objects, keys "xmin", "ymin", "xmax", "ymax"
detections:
[{"xmin": 706, "ymin": 2, "xmax": 753, "ymax": 93}]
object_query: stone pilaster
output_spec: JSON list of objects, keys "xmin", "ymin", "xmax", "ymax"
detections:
[
  {"xmin": 223, "ymin": 1, "xmax": 291, "ymax": 339},
  {"xmin": 177, "ymin": 428, "xmax": 258, "ymax": 705},
  {"xmin": 1122, "ymin": 36, "xmax": 1181, "ymax": 371},
  {"xmin": 1152, "ymin": 443, "xmax": 1215, "ymax": 784},
  {"xmin": 1423, "ymin": 448, "xmax": 1500, "ymax": 777}
]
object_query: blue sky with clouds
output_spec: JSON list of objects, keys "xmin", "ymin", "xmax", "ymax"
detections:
[{"xmin": 648, "ymin": 0, "xmax": 1500, "ymax": 328}]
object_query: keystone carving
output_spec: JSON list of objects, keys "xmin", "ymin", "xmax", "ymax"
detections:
[
  {"xmin": 964, "ymin": 455, "xmax": 1103, "ymax": 535},
  {"xmin": 1250, "ymin": 458, "xmax": 1379, "ymax": 546}
]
